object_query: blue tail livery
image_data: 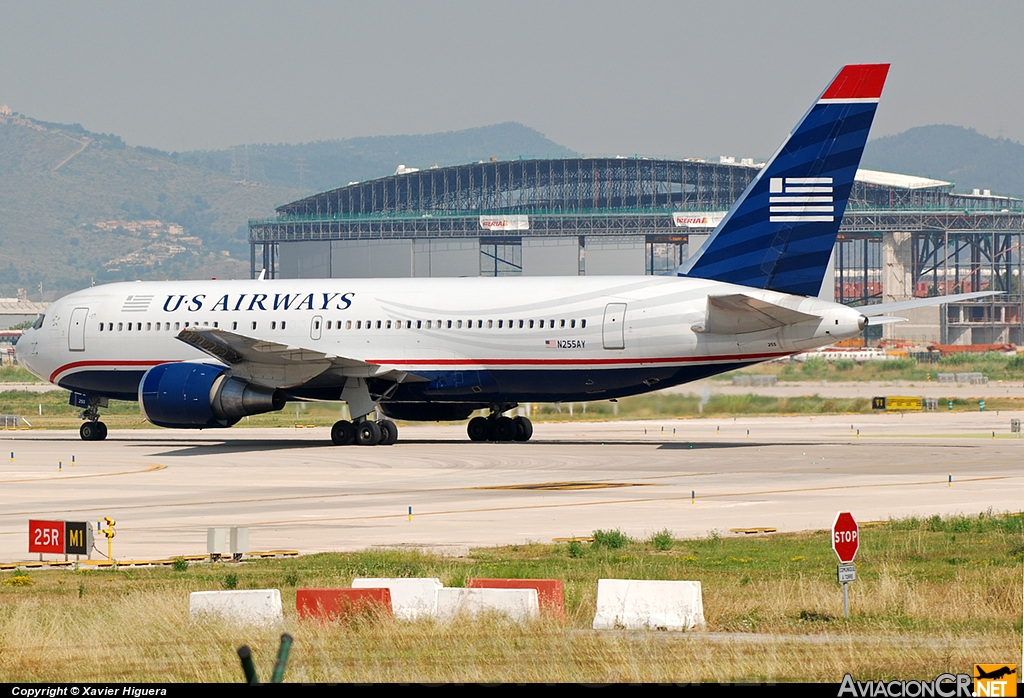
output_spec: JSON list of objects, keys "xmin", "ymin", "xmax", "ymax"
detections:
[{"xmin": 680, "ymin": 64, "xmax": 890, "ymax": 296}]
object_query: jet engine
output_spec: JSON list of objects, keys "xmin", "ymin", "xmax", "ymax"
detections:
[{"xmin": 139, "ymin": 363, "xmax": 285, "ymax": 429}]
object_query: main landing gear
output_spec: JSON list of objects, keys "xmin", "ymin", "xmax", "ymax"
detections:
[
  {"xmin": 467, "ymin": 405, "xmax": 533, "ymax": 442},
  {"xmin": 330, "ymin": 418, "xmax": 398, "ymax": 446},
  {"xmin": 79, "ymin": 400, "xmax": 108, "ymax": 441}
]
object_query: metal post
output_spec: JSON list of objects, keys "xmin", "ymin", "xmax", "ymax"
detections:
[{"xmin": 843, "ymin": 581, "xmax": 849, "ymax": 618}]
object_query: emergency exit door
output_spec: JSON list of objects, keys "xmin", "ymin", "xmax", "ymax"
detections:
[
  {"xmin": 602, "ymin": 303, "xmax": 626, "ymax": 350},
  {"xmin": 68, "ymin": 307, "xmax": 89, "ymax": 352}
]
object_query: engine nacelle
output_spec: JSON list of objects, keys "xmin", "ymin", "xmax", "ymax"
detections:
[{"xmin": 139, "ymin": 362, "xmax": 285, "ymax": 429}]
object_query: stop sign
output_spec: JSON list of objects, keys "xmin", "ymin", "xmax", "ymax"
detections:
[{"xmin": 832, "ymin": 512, "xmax": 859, "ymax": 563}]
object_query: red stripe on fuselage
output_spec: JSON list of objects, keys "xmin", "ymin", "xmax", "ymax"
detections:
[
  {"xmin": 49, "ymin": 360, "xmax": 174, "ymax": 383},
  {"xmin": 368, "ymin": 351, "xmax": 792, "ymax": 367}
]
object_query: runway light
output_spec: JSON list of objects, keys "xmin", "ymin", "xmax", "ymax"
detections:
[
  {"xmin": 691, "ymin": 490, "xmax": 695, "ymax": 504},
  {"xmin": 408, "ymin": 506, "xmax": 412, "ymax": 522},
  {"xmin": 59, "ymin": 461, "xmax": 62, "ymax": 472},
  {"xmin": 948, "ymin": 474, "xmax": 952, "ymax": 487}
]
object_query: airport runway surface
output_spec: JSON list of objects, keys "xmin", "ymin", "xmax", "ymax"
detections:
[{"xmin": 1, "ymin": 411, "xmax": 1021, "ymax": 561}]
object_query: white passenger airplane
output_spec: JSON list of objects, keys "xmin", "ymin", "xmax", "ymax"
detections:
[{"xmin": 15, "ymin": 64, "xmax": 993, "ymax": 444}]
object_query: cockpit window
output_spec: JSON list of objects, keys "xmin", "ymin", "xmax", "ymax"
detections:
[{"xmin": 31, "ymin": 314, "xmax": 45, "ymax": 330}]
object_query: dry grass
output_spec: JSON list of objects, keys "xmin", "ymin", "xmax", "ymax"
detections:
[{"xmin": 0, "ymin": 515, "xmax": 1021, "ymax": 682}]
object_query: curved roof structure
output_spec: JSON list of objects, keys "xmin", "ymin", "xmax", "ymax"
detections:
[{"xmin": 277, "ymin": 157, "xmax": 760, "ymax": 217}]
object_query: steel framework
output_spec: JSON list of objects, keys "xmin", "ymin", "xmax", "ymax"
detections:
[{"xmin": 250, "ymin": 158, "xmax": 1024, "ymax": 343}]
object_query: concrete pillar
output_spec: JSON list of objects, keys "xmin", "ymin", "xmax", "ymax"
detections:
[
  {"xmin": 883, "ymin": 231, "xmax": 914, "ymax": 341},
  {"xmin": 883, "ymin": 232, "xmax": 914, "ymax": 303}
]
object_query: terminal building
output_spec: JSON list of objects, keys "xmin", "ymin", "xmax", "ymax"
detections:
[{"xmin": 249, "ymin": 157, "xmax": 1024, "ymax": 346}]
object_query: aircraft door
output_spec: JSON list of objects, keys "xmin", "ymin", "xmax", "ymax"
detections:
[
  {"xmin": 602, "ymin": 303, "xmax": 626, "ymax": 350},
  {"xmin": 68, "ymin": 307, "xmax": 89, "ymax": 352},
  {"xmin": 310, "ymin": 315, "xmax": 323, "ymax": 341}
]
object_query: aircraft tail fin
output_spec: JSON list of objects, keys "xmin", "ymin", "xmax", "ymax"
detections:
[{"xmin": 679, "ymin": 64, "xmax": 890, "ymax": 296}]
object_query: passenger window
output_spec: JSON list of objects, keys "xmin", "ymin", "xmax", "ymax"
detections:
[
  {"xmin": 581, "ymin": 319, "xmax": 587, "ymax": 328},
  {"xmin": 487, "ymin": 320, "xmax": 493, "ymax": 328},
  {"xmin": 232, "ymin": 322, "xmax": 238, "ymax": 330},
  {"xmin": 356, "ymin": 321, "xmax": 362, "ymax": 329},
  {"xmin": 425, "ymin": 320, "xmax": 432, "ymax": 329},
  {"xmin": 271, "ymin": 321, "xmax": 277, "ymax": 330},
  {"xmin": 174, "ymin": 322, "xmax": 180, "ymax": 331},
  {"xmin": 145, "ymin": 323, "xmax": 150, "ymax": 330},
  {"xmin": 539, "ymin": 320, "xmax": 545, "ymax": 328},
  {"xmin": 98, "ymin": 323, "xmax": 104, "ymax": 332},
  {"xmin": 529, "ymin": 320, "xmax": 534, "ymax": 328},
  {"xmin": 251, "ymin": 322, "xmax": 257, "ymax": 330},
  {"xmin": 213, "ymin": 322, "xmax": 219, "ymax": 328},
  {"xmin": 376, "ymin": 320, "xmax": 381, "ymax": 329},
  {"xmin": 560, "ymin": 319, "xmax": 566, "ymax": 328},
  {"xmin": 518, "ymin": 320, "xmax": 524, "ymax": 329},
  {"xmin": 508, "ymin": 320, "xmax": 513, "ymax": 329},
  {"xmin": 386, "ymin": 320, "xmax": 391, "ymax": 329},
  {"xmin": 447, "ymin": 320, "xmax": 453, "ymax": 329},
  {"xmin": 346, "ymin": 320, "xmax": 352, "ymax": 329},
  {"xmin": 456, "ymin": 320, "xmax": 462, "ymax": 329},
  {"xmin": 117, "ymin": 323, "xmax": 123, "ymax": 331},
  {"xmin": 366, "ymin": 321, "xmax": 371, "ymax": 330},
  {"xmin": 571, "ymin": 319, "xmax": 576, "ymax": 328},
  {"xmin": 282, "ymin": 321, "xmax": 286, "ymax": 330},
  {"xmin": 498, "ymin": 320, "xmax": 503, "ymax": 328},
  {"xmin": 417, "ymin": 320, "xmax": 422, "ymax": 329}
]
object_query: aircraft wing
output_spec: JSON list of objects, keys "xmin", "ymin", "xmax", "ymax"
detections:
[
  {"xmin": 698, "ymin": 294, "xmax": 821, "ymax": 334},
  {"xmin": 176, "ymin": 328, "xmax": 423, "ymax": 388}
]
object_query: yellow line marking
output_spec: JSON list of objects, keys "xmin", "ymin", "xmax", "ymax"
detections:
[{"xmin": 0, "ymin": 462, "xmax": 166, "ymax": 484}]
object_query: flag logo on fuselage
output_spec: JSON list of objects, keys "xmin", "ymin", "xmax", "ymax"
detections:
[{"xmin": 768, "ymin": 177, "xmax": 834, "ymax": 223}]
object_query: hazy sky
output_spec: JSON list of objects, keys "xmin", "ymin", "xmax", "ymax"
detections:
[{"xmin": 2, "ymin": 1, "xmax": 1022, "ymax": 159}]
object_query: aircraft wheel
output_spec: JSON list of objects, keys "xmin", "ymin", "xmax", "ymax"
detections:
[
  {"xmin": 80, "ymin": 422, "xmax": 97, "ymax": 441},
  {"xmin": 377, "ymin": 419, "xmax": 398, "ymax": 445},
  {"xmin": 355, "ymin": 420, "xmax": 381, "ymax": 446},
  {"xmin": 467, "ymin": 416, "xmax": 489, "ymax": 442},
  {"xmin": 513, "ymin": 416, "xmax": 533, "ymax": 442},
  {"xmin": 492, "ymin": 416, "xmax": 517, "ymax": 442},
  {"xmin": 331, "ymin": 420, "xmax": 356, "ymax": 446},
  {"xmin": 95, "ymin": 421, "xmax": 108, "ymax": 441}
]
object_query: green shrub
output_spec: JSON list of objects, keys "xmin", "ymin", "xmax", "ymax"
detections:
[
  {"xmin": 592, "ymin": 529, "xmax": 629, "ymax": 549},
  {"xmin": 171, "ymin": 557, "xmax": 188, "ymax": 572},
  {"xmin": 223, "ymin": 573, "xmax": 238, "ymax": 590},
  {"xmin": 650, "ymin": 529, "xmax": 673, "ymax": 551}
]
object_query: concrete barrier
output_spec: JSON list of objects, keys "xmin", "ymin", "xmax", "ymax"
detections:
[
  {"xmin": 467, "ymin": 578, "xmax": 564, "ymax": 616},
  {"xmin": 436, "ymin": 587, "xmax": 539, "ymax": 623},
  {"xmin": 352, "ymin": 577, "xmax": 441, "ymax": 621},
  {"xmin": 592, "ymin": 579, "xmax": 704, "ymax": 631},
  {"xmin": 189, "ymin": 589, "xmax": 283, "ymax": 625},
  {"xmin": 296, "ymin": 588, "xmax": 392, "ymax": 621}
]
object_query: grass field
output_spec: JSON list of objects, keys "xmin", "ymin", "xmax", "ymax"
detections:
[
  {"xmin": 3, "ymin": 386, "xmax": 1022, "ymax": 431},
  {"xmin": 1, "ymin": 513, "xmax": 1021, "ymax": 682}
]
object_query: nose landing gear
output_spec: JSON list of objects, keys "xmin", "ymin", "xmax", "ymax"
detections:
[{"xmin": 77, "ymin": 397, "xmax": 108, "ymax": 441}]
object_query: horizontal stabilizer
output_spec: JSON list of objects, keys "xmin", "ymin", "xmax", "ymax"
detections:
[
  {"xmin": 855, "ymin": 291, "xmax": 998, "ymax": 316},
  {"xmin": 865, "ymin": 315, "xmax": 907, "ymax": 325},
  {"xmin": 697, "ymin": 294, "xmax": 820, "ymax": 335}
]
